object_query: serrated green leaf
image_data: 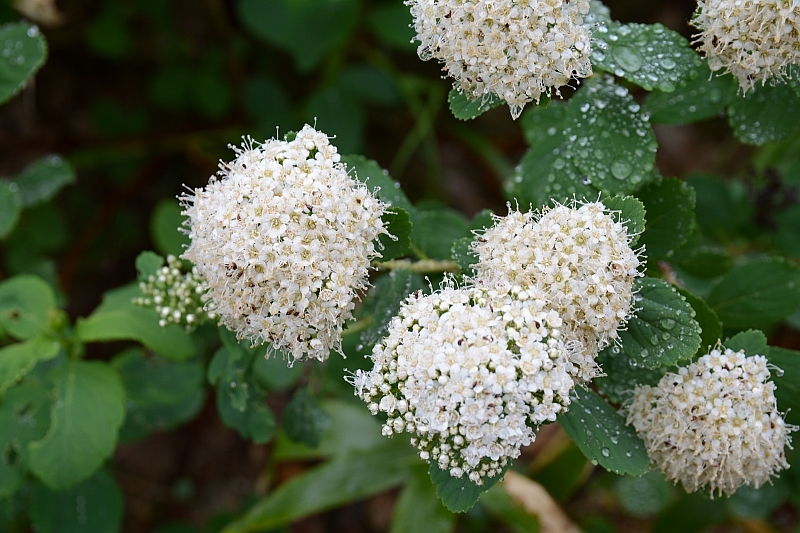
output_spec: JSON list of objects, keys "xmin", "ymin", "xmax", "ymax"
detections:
[
  {"xmin": 512, "ymin": 77, "xmax": 657, "ymax": 207},
  {"xmin": 481, "ymin": 482, "xmax": 540, "ymax": 533},
  {"xmin": 451, "ymin": 236, "xmax": 478, "ymax": 277},
  {"xmin": 620, "ymin": 277, "xmax": 701, "ymax": 368},
  {"xmin": 675, "ymin": 287, "xmax": 722, "ymax": 356},
  {"xmin": 74, "ymin": 284, "xmax": 195, "ymax": 361},
  {"xmin": 150, "ymin": 199, "xmax": 189, "ymax": 258},
  {"xmin": 614, "ymin": 470, "xmax": 675, "ymax": 518},
  {"xmin": 594, "ymin": 346, "xmax": 666, "ymax": 405},
  {"xmin": 645, "ymin": 60, "xmax": 737, "ymax": 125},
  {"xmin": 28, "ymin": 361, "xmax": 125, "ymax": 490},
  {"xmin": 112, "ymin": 348, "xmax": 205, "ymax": 443},
  {"xmin": 0, "ymin": 23, "xmax": 48, "ymax": 104},
  {"xmin": 0, "ymin": 275, "xmax": 56, "ymax": 340},
  {"xmin": 221, "ymin": 441, "xmax": 416, "ymax": 533},
  {"xmin": 429, "ymin": 462, "xmax": 509, "ymax": 513},
  {"xmin": 216, "ymin": 385, "xmax": 276, "ymax": 444},
  {"xmin": 589, "ymin": 21, "xmax": 701, "ymax": 92},
  {"xmin": 728, "ymin": 80, "xmax": 800, "ymax": 145},
  {"xmin": 135, "ymin": 251, "xmax": 165, "ymax": 280},
  {"xmin": 360, "ymin": 269, "xmax": 424, "ymax": 349},
  {"xmin": 0, "ymin": 336, "xmax": 60, "ymax": 394},
  {"xmin": 0, "ymin": 382, "xmax": 52, "ymax": 497},
  {"xmin": 411, "ymin": 208, "xmax": 471, "ymax": 260},
  {"xmin": 283, "ymin": 387, "xmax": 330, "ymax": 448},
  {"xmin": 559, "ymin": 389, "xmax": 649, "ymax": 476},
  {"xmin": 767, "ymin": 347, "xmax": 800, "ymax": 426},
  {"xmin": 725, "ymin": 330, "xmax": 769, "ymax": 357},
  {"xmin": 601, "ymin": 195, "xmax": 646, "ymax": 246},
  {"xmin": 0, "ymin": 180, "xmax": 22, "ymax": 239},
  {"xmin": 391, "ymin": 464, "xmax": 454, "ymax": 533},
  {"xmin": 341, "ymin": 154, "xmax": 415, "ymax": 214},
  {"xmin": 380, "ymin": 208, "xmax": 413, "ymax": 261},
  {"xmin": 236, "ymin": 0, "xmax": 359, "ymax": 72},
  {"xmin": 30, "ymin": 469, "xmax": 123, "ymax": 533},
  {"xmin": 12, "ymin": 155, "xmax": 75, "ymax": 208},
  {"xmin": 637, "ymin": 178, "xmax": 696, "ymax": 262},
  {"xmin": 706, "ymin": 258, "xmax": 800, "ymax": 329},
  {"xmin": 448, "ymin": 88, "xmax": 504, "ymax": 121}
]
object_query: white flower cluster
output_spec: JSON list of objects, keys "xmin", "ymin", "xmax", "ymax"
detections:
[
  {"xmin": 181, "ymin": 125, "xmax": 386, "ymax": 362},
  {"xmin": 353, "ymin": 285, "xmax": 574, "ymax": 484},
  {"xmin": 407, "ymin": 0, "xmax": 593, "ymax": 119},
  {"xmin": 692, "ymin": 0, "xmax": 800, "ymax": 92},
  {"xmin": 472, "ymin": 202, "xmax": 642, "ymax": 382},
  {"xmin": 627, "ymin": 347, "xmax": 794, "ymax": 496},
  {"xmin": 133, "ymin": 255, "xmax": 214, "ymax": 329}
]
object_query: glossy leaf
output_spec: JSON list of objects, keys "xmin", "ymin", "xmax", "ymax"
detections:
[
  {"xmin": 601, "ymin": 195, "xmax": 646, "ymax": 246},
  {"xmin": 559, "ymin": 389, "xmax": 649, "ymax": 476},
  {"xmin": 637, "ymin": 178, "xmax": 696, "ymax": 262},
  {"xmin": 380, "ymin": 208, "xmax": 413, "ymax": 261},
  {"xmin": 675, "ymin": 287, "xmax": 722, "ymax": 355},
  {"xmin": 0, "ymin": 23, "xmax": 48, "ymax": 104},
  {"xmin": 341, "ymin": 154, "xmax": 415, "ymax": 214},
  {"xmin": 12, "ymin": 155, "xmax": 75, "ymax": 208},
  {"xmin": 728, "ymin": 80, "xmax": 800, "ymax": 145},
  {"xmin": 28, "ymin": 361, "xmax": 125, "ymax": 490},
  {"xmin": 725, "ymin": 329, "xmax": 769, "ymax": 356},
  {"xmin": 448, "ymin": 89, "xmax": 504, "ymax": 121},
  {"xmin": 411, "ymin": 208, "xmax": 471, "ymax": 260},
  {"xmin": 594, "ymin": 346, "xmax": 666, "ymax": 405}
]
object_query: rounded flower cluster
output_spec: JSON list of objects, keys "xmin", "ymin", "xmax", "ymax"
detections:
[
  {"xmin": 353, "ymin": 285, "xmax": 574, "ymax": 484},
  {"xmin": 472, "ymin": 201, "xmax": 642, "ymax": 382},
  {"xmin": 407, "ymin": 0, "xmax": 593, "ymax": 119},
  {"xmin": 181, "ymin": 125, "xmax": 386, "ymax": 362},
  {"xmin": 692, "ymin": 0, "xmax": 800, "ymax": 92},
  {"xmin": 627, "ymin": 347, "xmax": 794, "ymax": 496},
  {"xmin": 133, "ymin": 255, "xmax": 214, "ymax": 329}
]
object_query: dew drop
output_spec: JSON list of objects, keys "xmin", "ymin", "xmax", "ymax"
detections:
[
  {"xmin": 612, "ymin": 46, "xmax": 643, "ymax": 72},
  {"xmin": 640, "ymin": 349, "xmax": 649, "ymax": 358},
  {"xmin": 659, "ymin": 58, "xmax": 677, "ymax": 70},
  {"xmin": 601, "ymin": 447, "xmax": 611, "ymax": 457},
  {"xmin": 660, "ymin": 318, "xmax": 676, "ymax": 330},
  {"xmin": 611, "ymin": 160, "xmax": 632, "ymax": 180}
]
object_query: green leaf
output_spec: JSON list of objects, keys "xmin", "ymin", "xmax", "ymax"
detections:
[
  {"xmin": 619, "ymin": 277, "xmax": 702, "ymax": 368},
  {"xmin": 706, "ymin": 258, "xmax": 800, "ymax": 329},
  {"xmin": 11, "ymin": 155, "xmax": 75, "ymax": 208},
  {"xmin": 601, "ymin": 195, "xmax": 646, "ymax": 247},
  {"xmin": 150, "ymin": 199, "xmax": 189, "ymax": 258},
  {"xmin": 675, "ymin": 288, "xmax": 722, "ymax": 356},
  {"xmin": 28, "ymin": 361, "xmax": 125, "ymax": 490},
  {"xmin": 283, "ymin": 387, "xmax": 331, "ymax": 448},
  {"xmin": 411, "ymin": 208, "xmax": 471, "ymax": 259},
  {"xmin": 671, "ymin": 227, "xmax": 733, "ymax": 279},
  {"xmin": 645, "ymin": 60, "xmax": 737, "ymax": 125},
  {"xmin": 589, "ymin": 21, "xmax": 701, "ymax": 92},
  {"xmin": 30, "ymin": 469, "xmax": 123, "ymax": 533},
  {"xmin": 380, "ymin": 208, "xmax": 413, "ymax": 261},
  {"xmin": 112, "ymin": 348, "xmax": 205, "ymax": 443},
  {"xmin": 429, "ymin": 462, "xmax": 509, "ymax": 513},
  {"xmin": 725, "ymin": 329, "xmax": 769, "ymax": 356},
  {"xmin": 0, "ymin": 23, "xmax": 48, "ymax": 104},
  {"xmin": 337, "ymin": 64, "xmax": 402, "ymax": 106},
  {"xmin": 451, "ymin": 236, "xmax": 478, "ymax": 278},
  {"xmin": 685, "ymin": 173, "xmax": 751, "ymax": 245},
  {"xmin": 0, "ymin": 382, "xmax": 52, "ymax": 497},
  {"xmin": 368, "ymin": 3, "xmax": 416, "ymax": 51},
  {"xmin": 0, "ymin": 275, "xmax": 57, "ymax": 340},
  {"xmin": 391, "ymin": 464, "xmax": 454, "ymax": 533},
  {"xmin": 252, "ymin": 354, "xmax": 303, "ymax": 392},
  {"xmin": 767, "ymin": 347, "xmax": 800, "ymax": 426},
  {"xmin": 135, "ymin": 251, "xmax": 165, "ymax": 280},
  {"xmin": 726, "ymin": 477, "xmax": 791, "ymax": 519},
  {"xmin": 0, "ymin": 336, "xmax": 60, "ymax": 394},
  {"xmin": 340, "ymin": 155, "xmax": 415, "ymax": 214},
  {"xmin": 360, "ymin": 269, "xmax": 424, "ymax": 350},
  {"xmin": 727, "ymin": 80, "xmax": 800, "ymax": 145},
  {"xmin": 558, "ymin": 389, "xmax": 649, "ymax": 476},
  {"xmin": 448, "ymin": 89, "xmax": 504, "ymax": 121},
  {"xmin": 216, "ymin": 385, "xmax": 276, "ymax": 444},
  {"xmin": 0, "ymin": 180, "xmax": 22, "ymax": 239},
  {"xmin": 637, "ymin": 178, "xmax": 696, "ymax": 262},
  {"xmin": 221, "ymin": 441, "xmax": 416, "ymax": 533},
  {"xmin": 653, "ymin": 492, "xmax": 726, "ymax": 533},
  {"xmin": 208, "ymin": 342, "xmax": 254, "ymax": 412},
  {"xmin": 774, "ymin": 206, "xmax": 800, "ymax": 258},
  {"xmin": 481, "ymin": 483, "xmax": 540, "ymax": 533},
  {"xmin": 594, "ymin": 346, "xmax": 666, "ymax": 405},
  {"xmin": 306, "ymin": 86, "xmax": 364, "ymax": 154},
  {"xmin": 512, "ymin": 77, "xmax": 657, "ymax": 207},
  {"xmin": 74, "ymin": 284, "xmax": 195, "ymax": 361},
  {"xmin": 613, "ymin": 470, "xmax": 675, "ymax": 518},
  {"xmin": 236, "ymin": 0, "xmax": 360, "ymax": 72}
]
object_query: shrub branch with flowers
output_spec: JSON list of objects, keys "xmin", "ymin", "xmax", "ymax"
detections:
[{"xmin": 2, "ymin": 0, "xmax": 800, "ymax": 531}]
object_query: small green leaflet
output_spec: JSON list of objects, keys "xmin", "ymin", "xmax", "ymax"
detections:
[
  {"xmin": 601, "ymin": 195, "xmax": 646, "ymax": 247},
  {"xmin": 706, "ymin": 257, "xmax": 800, "ymax": 329},
  {"xmin": 727, "ymin": 80, "xmax": 800, "ymax": 145},
  {"xmin": 134, "ymin": 250, "xmax": 164, "ymax": 279},
  {"xmin": 380, "ymin": 208, "xmax": 413, "ymax": 261},
  {"xmin": 0, "ymin": 336, "xmax": 60, "ymax": 394},
  {"xmin": 588, "ymin": 19, "xmax": 701, "ymax": 92},
  {"xmin": 0, "ymin": 23, "xmax": 48, "ymax": 104},
  {"xmin": 0, "ymin": 275, "xmax": 57, "ymax": 340},
  {"xmin": 11, "ymin": 155, "xmax": 76, "ymax": 208},
  {"xmin": 725, "ymin": 329, "xmax": 769, "ymax": 357},
  {"xmin": 429, "ymin": 461, "xmax": 509, "ymax": 513},
  {"xmin": 559, "ymin": 389, "xmax": 649, "ymax": 476},
  {"xmin": 283, "ymin": 387, "xmax": 331, "ymax": 448},
  {"xmin": 620, "ymin": 277, "xmax": 701, "ymax": 368},
  {"xmin": 448, "ymin": 88, "xmax": 504, "ymax": 121},
  {"xmin": 340, "ymin": 155, "xmax": 415, "ymax": 214},
  {"xmin": 216, "ymin": 385, "xmax": 276, "ymax": 444},
  {"xmin": 637, "ymin": 178, "xmax": 696, "ymax": 262},
  {"xmin": 149, "ymin": 199, "xmax": 189, "ymax": 258},
  {"xmin": 28, "ymin": 361, "xmax": 125, "ymax": 490}
]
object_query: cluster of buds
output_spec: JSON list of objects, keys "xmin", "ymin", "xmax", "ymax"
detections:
[{"xmin": 133, "ymin": 255, "xmax": 214, "ymax": 329}]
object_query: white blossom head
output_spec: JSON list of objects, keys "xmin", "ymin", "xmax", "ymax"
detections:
[
  {"xmin": 353, "ymin": 284, "xmax": 575, "ymax": 484},
  {"xmin": 407, "ymin": 0, "xmax": 593, "ymax": 119},
  {"xmin": 472, "ymin": 201, "xmax": 642, "ymax": 381},
  {"xmin": 181, "ymin": 125, "xmax": 387, "ymax": 362},
  {"xmin": 692, "ymin": 0, "xmax": 800, "ymax": 92},
  {"xmin": 627, "ymin": 347, "xmax": 794, "ymax": 497}
]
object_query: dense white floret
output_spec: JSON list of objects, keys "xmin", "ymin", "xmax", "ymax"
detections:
[
  {"xmin": 353, "ymin": 285, "xmax": 575, "ymax": 484},
  {"xmin": 692, "ymin": 0, "xmax": 800, "ymax": 92},
  {"xmin": 407, "ymin": 0, "xmax": 593, "ymax": 119},
  {"xmin": 473, "ymin": 201, "xmax": 642, "ymax": 382},
  {"xmin": 181, "ymin": 125, "xmax": 386, "ymax": 362},
  {"xmin": 627, "ymin": 347, "xmax": 794, "ymax": 497}
]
